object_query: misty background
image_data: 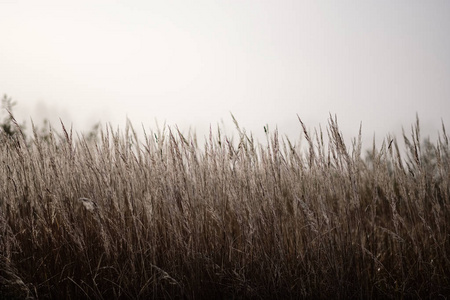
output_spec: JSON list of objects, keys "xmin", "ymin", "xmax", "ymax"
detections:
[{"xmin": 1, "ymin": 1, "xmax": 449, "ymax": 149}]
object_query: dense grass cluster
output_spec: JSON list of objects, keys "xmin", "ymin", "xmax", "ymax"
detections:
[{"xmin": 0, "ymin": 115, "xmax": 449, "ymax": 299}]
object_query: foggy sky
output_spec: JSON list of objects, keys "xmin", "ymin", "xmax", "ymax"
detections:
[{"xmin": 1, "ymin": 0, "xmax": 449, "ymax": 148}]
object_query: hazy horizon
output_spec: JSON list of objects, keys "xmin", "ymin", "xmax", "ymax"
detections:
[{"xmin": 1, "ymin": 1, "xmax": 449, "ymax": 147}]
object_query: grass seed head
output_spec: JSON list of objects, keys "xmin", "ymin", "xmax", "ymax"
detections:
[{"xmin": 78, "ymin": 197, "xmax": 97, "ymax": 212}]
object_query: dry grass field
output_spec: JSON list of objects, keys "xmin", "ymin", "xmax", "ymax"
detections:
[{"xmin": 0, "ymin": 114, "xmax": 449, "ymax": 299}]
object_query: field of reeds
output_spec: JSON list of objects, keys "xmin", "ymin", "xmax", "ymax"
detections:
[{"xmin": 0, "ymin": 114, "xmax": 449, "ymax": 299}]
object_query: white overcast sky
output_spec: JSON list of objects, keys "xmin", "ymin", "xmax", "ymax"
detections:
[{"xmin": 1, "ymin": 0, "xmax": 449, "ymax": 148}]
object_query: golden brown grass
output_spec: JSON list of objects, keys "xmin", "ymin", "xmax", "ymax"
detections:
[{"xmin": 0, "ymin": 115, "xmax": 449, "ymax": 299}]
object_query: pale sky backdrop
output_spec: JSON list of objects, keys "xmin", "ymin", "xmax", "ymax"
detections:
[{"xmin": 1, "ymin": 0, "xmax": 449, "ymax": 150}]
